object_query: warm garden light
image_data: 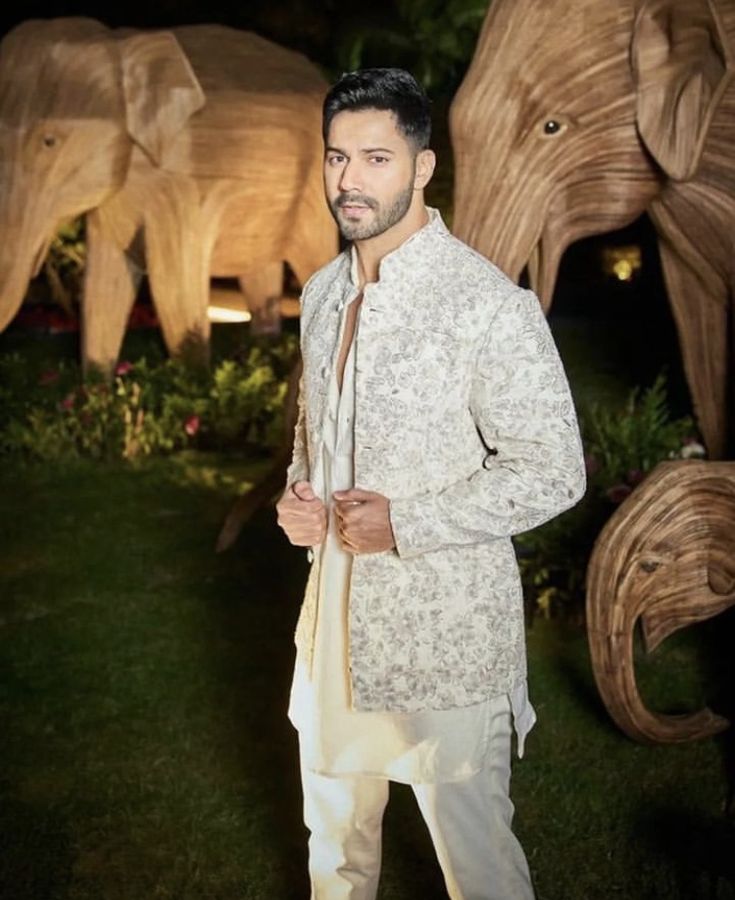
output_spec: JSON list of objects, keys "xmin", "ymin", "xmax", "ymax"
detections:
[
  {"xmin": 207, "ymin": 305, "xmax": 251, "ymax": 323},
  {"xmin": 613, "ymin": 260, "xmax": 633, "ymax": 282},
  {"xmin": 601, "ymin": 245, "xmax": 642, "ymax": 283}
]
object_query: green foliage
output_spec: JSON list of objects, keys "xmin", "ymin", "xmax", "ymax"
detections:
[
  {"xmin": 515, "ymin": 373, "xmax": 703, "ymax": 620},
  {"xmin": 515, "ymin": 501, "xmax": 603, "ymax": 623},
  {"xmin": 43, "ymin": 218, "xmax": 86, "ymax": 315},
  {"xmin": 209, "ymin": 351, "xmax": 287, "ymax": 449},
  {"xmin": 338, "ymin": 0, "xmax": 490, "ymax": 93},
  {"xmin": 583, "ymin": 373, "xmax": 698, "ymax": 498},
  {"xmin": 0, "ymin": 337, "xmax": 298, "ymax": 463}
]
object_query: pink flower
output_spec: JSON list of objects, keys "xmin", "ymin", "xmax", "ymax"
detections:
[
  {"xmin": 584, "ymin": 453, "xmax": 600, "ymax": 476},
  {"xmin": 38, "ymin": 369, "xmax": 60, "ymax": 386},
  {"xmin": 60, "ymin": 393, "xmax": 75, "ymax": 411},
  {"xmin": 184, "ymin": 415, "xmax": 200, "ymax": 437},
  {"xmin": 115, "ymin": 361, "xmax": 133, "ymax": 376},
  {"xmin": 626, "ymin": 469, "xmax": 645, "ymax": 486},
  {"xmin": 606, "ymin": 483, "xmax": 633, "ymax": 505}
]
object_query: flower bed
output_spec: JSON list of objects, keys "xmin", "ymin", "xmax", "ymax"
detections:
[{"xmin": 0, "ymin": 336, "xmax": 298, "ymax": 462}]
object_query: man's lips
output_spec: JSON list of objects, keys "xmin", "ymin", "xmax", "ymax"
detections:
[
  {"xmin": 336, "ymin": 195, "xmax": 377, "ymax": 217},
  {"xmin": 339, "ymin": 203, "xmax": 372, "ymax": 217}
]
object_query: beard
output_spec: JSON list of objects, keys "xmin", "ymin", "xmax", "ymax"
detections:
[{"xmin": 329, "ymin": 181, "xmax": 415, "ymax": 241}]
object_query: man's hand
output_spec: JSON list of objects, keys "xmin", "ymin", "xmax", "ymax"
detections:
[
  {"xmin": 333, "ymin": 489, "xmax": 396, "ymax": 554},
  {"xmin": 276, "ymin": 481, "xmax": 327, "ymax": 547}
]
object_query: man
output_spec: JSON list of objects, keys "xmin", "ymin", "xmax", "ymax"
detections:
[{"xmin": 276, "ymin": 67, "xmax": 585, "ymax": 900}]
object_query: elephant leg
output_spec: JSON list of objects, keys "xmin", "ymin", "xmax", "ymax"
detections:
[
  {"xmin": 143, "ymin": 182, "xmax": 213, "ymax": 367},
  {"xmin": 238, "ymin": 261, "xmax": 283, "ymax": 336},
  {"xmin": 656, "ymin": 239, "xmax": 730, "ymax": 459},
  {"xmin": 81, "ymin": 209, "xmax": 140, "ymax": 376}
]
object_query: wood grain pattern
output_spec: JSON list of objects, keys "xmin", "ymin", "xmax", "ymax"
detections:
[
  {"xmin": 451, "ymin": 0, "xmax": 735, "ymax": 458},
  {"xmin": 586, "ymin": 460, "xmax": 735, "ymax": 743},
  {"xmin": 0, "ymin": 18, "xmax": 337, "ymax": 369}
]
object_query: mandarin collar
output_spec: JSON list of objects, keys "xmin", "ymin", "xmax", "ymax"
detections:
[{"xmin": 348, "ymin": 207, "xmax": 448, "ymax": 288}]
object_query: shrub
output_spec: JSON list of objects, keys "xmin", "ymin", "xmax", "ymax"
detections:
[
  {"xmin": 43, "ymin": 218, "xmax": 86, "ymax": 316},
  {"xmin": 337, "ymin": 0, "xmax": 489, "ymax": 93},
  {"xmin": 514, "ymin": 374, "xmax": 704, "ymax": 621},
  {"xmin": 0, "ymin": 336, "xmax": 298, "ymax": 462}
]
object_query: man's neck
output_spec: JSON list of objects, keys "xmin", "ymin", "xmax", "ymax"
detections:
[{"xmin": 354, "ymin": 199, "xmax": 429, "ymax": 286}]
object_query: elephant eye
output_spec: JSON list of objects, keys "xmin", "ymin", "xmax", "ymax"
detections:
[
  {"xmin": 42, "ymin": 134, "xmax": 57, "ymax": 148},
  {"xmin": 543, "ymin": 120, "xmax": 562, "ymax": 136}
]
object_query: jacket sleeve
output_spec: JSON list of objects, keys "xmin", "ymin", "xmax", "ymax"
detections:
[
  {"xmin": 389, "ymin": 287, "xmax": 586, "ymax": 559},
  {"xmin": 285, "ymin": 370, "xmax": 309, "ymax": 487},
  {"xmin": 285, "ymin": 277, "xmax": 316, "ymax": 488}
]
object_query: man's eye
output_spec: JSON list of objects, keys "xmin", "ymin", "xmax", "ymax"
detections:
[
  {"xmin": 370, "ymin": 156, "xmax": 388, "ymax": 164},
  {"xmin": 327, "ymin": 155, "xmax": 345, "ymax": 165}
]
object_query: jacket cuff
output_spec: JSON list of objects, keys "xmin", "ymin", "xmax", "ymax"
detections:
[
  {"xmin": 286, "ymin": 459, "xmax": 309, "ymax": 487},
  {"xmin": 389, "ymin": 494, "xmax": 439, "ymax": 559}
]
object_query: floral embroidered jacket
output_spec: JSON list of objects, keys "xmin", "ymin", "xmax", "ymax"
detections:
[{"xmin": 287, "ymin": 209, "xmax": 586, "ymax": 713}]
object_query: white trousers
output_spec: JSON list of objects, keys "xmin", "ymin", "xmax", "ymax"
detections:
[{"xmin": 299, "ymin": 705, "xmax": 535, "ymax": 900}]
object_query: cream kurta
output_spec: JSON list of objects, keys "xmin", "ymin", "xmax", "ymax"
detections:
[{"xmin": 289, "ymin": 296, "xmax": 536, "ymax": 783}]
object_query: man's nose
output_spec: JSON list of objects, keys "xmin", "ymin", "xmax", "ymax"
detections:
[{"xmin": 339, "ymin": 159, "xmax": 362, "ymax": 193}]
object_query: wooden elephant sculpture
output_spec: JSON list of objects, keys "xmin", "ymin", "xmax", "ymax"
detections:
[
  {"xmin": 0, "ymin": 18, "xmax": 337, "ymax": 369},
  {"xmin": 586, "ymin": 460, "xmax": 735, "ymax": 743},
  {"xmin": 451, "ymin": 0, "xmax": 735, "ymax": 458}
]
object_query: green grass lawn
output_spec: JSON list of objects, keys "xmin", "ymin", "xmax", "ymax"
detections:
[{"xmin": 1, "ymin": 455, "xmax": 734, "ymax": 899}]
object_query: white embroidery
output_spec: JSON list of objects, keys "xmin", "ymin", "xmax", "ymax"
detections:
[{"xmin": 288, "ymin": 210, "xmax": 586, "ymax": 712}]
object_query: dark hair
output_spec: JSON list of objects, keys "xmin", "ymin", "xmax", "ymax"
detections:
[{"xmin": 323, "ymin": 68, "xmax": 431, "ymax": 151}]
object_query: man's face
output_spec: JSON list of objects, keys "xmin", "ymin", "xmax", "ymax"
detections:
[{"xmin": 324, "ymin": 108, "xmax": 418, "ymax": 241}]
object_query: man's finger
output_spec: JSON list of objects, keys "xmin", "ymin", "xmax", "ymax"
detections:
[
  {"xmin": 338, "ymin": 523, "xmax": 359, "ymax": 554},
  {"xmin": 333, "ymin": 499, "xmax": 361, "ymax": 519},
  {"xmin": 333, "ymin": 488, "xmax": 374, "ymax": 503},
  {"xmin": 333, "ymin": 501, "xmax": 362, "ymax": 526},
  {"xmin": 292, "ymin": 481, "xmax": 317, "ymax": 502}
]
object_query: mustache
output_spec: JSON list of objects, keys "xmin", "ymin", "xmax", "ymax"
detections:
[{"xmin": 335, "ymin": 193, "xmax": 378, "ymax": 210}]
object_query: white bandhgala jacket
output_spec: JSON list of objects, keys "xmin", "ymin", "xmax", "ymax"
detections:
[{"xmin": 287, "ymin": 208, "xmax": 586, "ymax": 714}]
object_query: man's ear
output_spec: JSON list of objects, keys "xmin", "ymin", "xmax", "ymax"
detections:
[{"xmin": 414, "ymin": 149, "xmax": 436, "ymax": 190}]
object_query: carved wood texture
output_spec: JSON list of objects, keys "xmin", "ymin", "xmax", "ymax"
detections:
[
  {"xmin": 0, "ymin": 18, "xmax": 337, "ymax": 369},
  {"xmin": 586, "ymin": 461, "xmax": 735, "ymax": 743},
  {"xmin": 450, "ymin": 0, "xmax": 735, "ymax": 458}
]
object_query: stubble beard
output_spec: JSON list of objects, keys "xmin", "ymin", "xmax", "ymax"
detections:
[{"xmin": 330, "ymin": 182, "xmax": 415, "ymax": 242}]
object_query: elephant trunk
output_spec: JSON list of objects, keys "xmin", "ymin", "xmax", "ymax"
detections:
[
  {"xmin": 450, "ymin": 100, "xmax": 564, "ymax": 309},
  {"xmin": 0, "ymin": 134, "xmax": 58, "ymax": 330},
  {"xmin": 586, "ymin": 586, "xmax": 730, "ymax": 744},
  {"xmin": 586, "ymin": 460, "xmax": 735, "ymax": 744},
  {"xmin": 0, "ymin": 223, "xmax": 50, "ymax": 331},
  {"xmin": 452, "ymin": 174, "xmax": 564, "ymax": 310}
]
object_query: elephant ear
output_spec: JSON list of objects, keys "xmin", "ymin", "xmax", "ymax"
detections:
[
  {"xmin": 119, "ymin": 31, "xmax": 205, "ymax": 167},
  {"xmin": 632, "ymin": 0, "xmax": 734, "ymax": 181}
]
